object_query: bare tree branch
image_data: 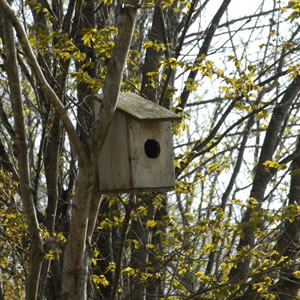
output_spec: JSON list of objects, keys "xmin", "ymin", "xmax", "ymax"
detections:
[
  {"xmin": 175, "ymin": 0, "xmax": 232, "ymax": 113},
  {"xmin": 1, "ymin": 12, "xmax": 43, "ymax": 300},
  {"xmin": 0, "ymin": 0, "xmax": 87, "ymax": 163},
  {"xmin": 229, "ymin": 75, "xmax": 300, "ymax": 281}
]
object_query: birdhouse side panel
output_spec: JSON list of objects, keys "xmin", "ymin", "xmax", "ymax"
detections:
[
  {"xmin": 98, "ymin": 112, "xmax": 132, "ymax": 192},
  {"xmin": 128, "ymin": 119, "xmax": 175, "ymax": 191}
]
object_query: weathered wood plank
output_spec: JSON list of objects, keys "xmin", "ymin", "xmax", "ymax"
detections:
[
  {"xmin": 128, "ymin": 119, "xmax": 175, "ymax": 190},
  {"xmin": 96, "ymin": 92, "xmax": 181, "ymax": 121}
]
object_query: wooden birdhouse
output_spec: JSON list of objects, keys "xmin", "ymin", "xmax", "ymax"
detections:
[{"xmin": 94, "ymin": 93, "xmax": 181, "ymax": 193}]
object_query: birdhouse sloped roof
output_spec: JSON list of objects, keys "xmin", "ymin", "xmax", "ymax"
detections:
[{"xmin": 116, "ymin": 93, "xmax": 181, "ymax": 121}]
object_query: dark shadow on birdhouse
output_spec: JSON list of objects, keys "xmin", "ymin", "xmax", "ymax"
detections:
[{"xmin": 94, "ymin": 93, "xmax": 181, "ymax": 193}]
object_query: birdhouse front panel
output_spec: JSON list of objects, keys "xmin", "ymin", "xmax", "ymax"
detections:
[{"xmin": 127, "ymin": 118, "xmax": 175, "ymax": 191}]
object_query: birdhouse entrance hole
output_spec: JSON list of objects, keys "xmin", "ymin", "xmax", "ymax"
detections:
[{"xmin": 144, "ymin": 139, "xmax": 160, "ymax": 159}]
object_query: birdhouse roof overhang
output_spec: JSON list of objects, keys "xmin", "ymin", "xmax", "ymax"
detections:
[{"xmin": 97, "ymin": 93, "xmax": 181, "ymax": 121}]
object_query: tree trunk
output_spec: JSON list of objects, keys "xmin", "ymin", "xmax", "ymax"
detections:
[
  {"xmin": 60, "ymin": 163, "xmax": 96, "ymax": 299},
  {"xmin": 1, "ymin": 11, "xmax": 43, "ymax": 300}
]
